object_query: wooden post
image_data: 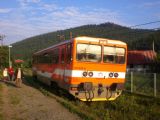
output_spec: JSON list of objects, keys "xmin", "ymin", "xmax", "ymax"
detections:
[
  {"xmin": 154, "ymin": 73, "xmax": 157, "ymax": 97},
  {"xmin": 131, "ymin": 72, "xmax": 133, "ymax": 93},
  {"xmin": 70, "ymin": 32, "xmax": 72, "ymax": 39}
]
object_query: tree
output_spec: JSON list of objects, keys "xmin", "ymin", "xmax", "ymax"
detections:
[{"xmin": 0, "ymin": 46, "xmax": 9, "ymax": 68}]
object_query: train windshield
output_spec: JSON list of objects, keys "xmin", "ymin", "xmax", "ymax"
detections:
[
  {"xmin": 76, "ymin": 43, "xmax": 101, "ymax": 62},
  {"xmin": 103, "ymin": 46, "xmax": 125, "ymax": 64}
]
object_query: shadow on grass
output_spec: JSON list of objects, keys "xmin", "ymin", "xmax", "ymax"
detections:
[
  {"xmin": 23, "ymin": 74, "xmax": 97, "ymax": 120},
  {"xmin": 23, "ymin": 74, "xmax": 77, "ymax": 102},
  {"xmin": 0, "ymin": 80, "xmax": 17, "ymax": 88}
]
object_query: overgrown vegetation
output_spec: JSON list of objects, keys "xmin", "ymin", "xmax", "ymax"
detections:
[{"xmin": 24, "ymin": 69, "xmax": 160, "ymax": 120}]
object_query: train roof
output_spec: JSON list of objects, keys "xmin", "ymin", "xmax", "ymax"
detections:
[
  {"xmin": 34, "ymin": 39, "xmax": 71, "ymax": 55},
  {"xmin": 34, "ymin": 36, "xmax": 127, "ymax": 55},
  {"xmin": 75, "ymin": 36, "xmax": 126, "ymax": 45}
]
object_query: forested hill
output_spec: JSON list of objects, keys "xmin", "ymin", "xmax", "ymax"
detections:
[
  {"xmin": 11, "ymin": 22, "xmax": 157, "ymax": 61},
  {"xmin": 130, "ymin": 30, "xmax": 160, "ymax": 51}
]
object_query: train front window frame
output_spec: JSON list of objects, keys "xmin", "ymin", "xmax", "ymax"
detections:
[
  {"xmin": 103, "ymin": 46, "xmax": 125, "ymax": 64},
  {"xmin": 76, "ymin": 43, "xmax": 101, "ymax": 62}
]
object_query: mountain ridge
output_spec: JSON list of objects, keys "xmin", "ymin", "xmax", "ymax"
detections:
[{"xmin": 11, "ymin": 22, "xmax": 157, "ymax": 61}]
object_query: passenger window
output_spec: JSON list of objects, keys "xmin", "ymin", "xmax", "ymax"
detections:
[
  {"xmin": 61, "ymin": 48, "xmax": 65, "ymax": 64},
  {"xmin": 66, "ymin": 43, "xmax": 72, "ymax": 63},
  {"xmin": 53, "ymin": 48, "xmax": 59, "ymax": 64}
]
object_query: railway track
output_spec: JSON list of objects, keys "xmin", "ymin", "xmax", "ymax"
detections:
[{"xmin": 24, "ymin": 69, "xmax": 160, "ymax": 120}]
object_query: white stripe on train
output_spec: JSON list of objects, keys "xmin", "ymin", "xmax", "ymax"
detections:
[{"xmin": 33, "ymin": 67, "xmax": 125, "ymax": 79}]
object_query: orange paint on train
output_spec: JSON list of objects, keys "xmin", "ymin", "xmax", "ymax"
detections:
[{"xmin": 32, "ymin": 36, "xmax": 127, "ymax": 101}]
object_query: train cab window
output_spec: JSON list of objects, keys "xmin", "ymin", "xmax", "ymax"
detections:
[
  {"xmin": 76, "ymin": 44, "xmax": 101, "ymax": 62},
  {"xmin": 66, "ymin": 43, "xmax": 72, "ymax": 63},
  {"xmin": 61, "ymin": 48, "xmax": 65, "ymax": 64},
  {"xmin": 103, "ymin": 46, "xmax": 125, "ymax": 64},
  {"xmin": 115, "ymin": 48, "xmax": 125, "ymax": 64}
]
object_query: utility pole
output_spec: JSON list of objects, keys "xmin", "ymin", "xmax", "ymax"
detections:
[
  {"xmin": 154, "ymin": 73, "xmax": 157, "ymax": 97},
  {"xmin": 8, "ymin": 45, "xmax": 12, "ymax": 67},
  {"xmin": 153, "ymin": 40, "xmax": 155, "ymax": 52},
  {"xmin": 70, "ymin": 32, "xmax": 73, "ymax": 39}
]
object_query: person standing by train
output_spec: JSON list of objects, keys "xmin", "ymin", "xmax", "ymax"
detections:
[
  {"xmin": 3, "ymin": 68, "xmax": 8, "ymax": 81},
  {"xmin": 8, "ymin": 66, "xmax": 14, "ymax": 81},
  {"xmin": 15, "ymin": 68, "xmax": 23, "ymax": 87}
]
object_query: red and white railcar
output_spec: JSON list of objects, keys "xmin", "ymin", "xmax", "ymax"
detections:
[{"xmin": 32, "ymin": 36, "xmax": 127, "ymax": 101}]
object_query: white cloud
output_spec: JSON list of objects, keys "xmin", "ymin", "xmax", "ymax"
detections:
[
  {"xmin": 0, "ymin": 8, "xmax": 12, "ymax": 13},
  {"xmin": 18, "ymin": 0, "xmax": 41, "ymax": 4},
  {"xmin": 42, "ymin": 3, "xmax": 58, "ymax": 11},
  {"xmin": 17, "ymin": 0, "xmax": 41, "ymax": 8},
  {"xmin": 0, "ymin": 2, "xmax": 125, "ymax": 45},
  {"xmin": 0, "ymin": 20, "xmax": 38, "ymax": 44},
  {"xmin": 29, "ymin": 0, "xmax": 41, "ymax": 3}
]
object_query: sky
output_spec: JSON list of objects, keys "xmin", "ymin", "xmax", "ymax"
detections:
[{"xmin": 0, "ymin": 0, "xmax": 160, "ymax": 45}]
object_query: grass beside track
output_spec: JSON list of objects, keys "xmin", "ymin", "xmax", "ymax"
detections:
[
  {"xmin": 24, "ymin": 69, "xmax": 96, "ymax": 120},
  {"xmin": 24, "ymin": 69, "xmax": 160, "ymax": 120}
]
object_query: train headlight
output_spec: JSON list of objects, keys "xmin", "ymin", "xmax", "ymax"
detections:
[
  {"xmin": 114, "ymin": 73, "xmax": 119, "ymax": 78},
  {"xmin": 88, "ymin": 72, "xmax": 93, "ymax": 77},
  {"xmin": 109, "ymin": 72, "xmax": 113, "ymax": 78},
  {"xmin": 82, "ymin": 72, "xmax": 88, "ymax": 77}
]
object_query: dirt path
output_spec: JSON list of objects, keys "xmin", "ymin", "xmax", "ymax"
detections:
[
  {"xmin": 1, "ymin": 83, "xmax": 13, "ymax": 120},
  {"xmin": 0, "ymin": 81, "xmax": 81, "ymax": 120}
]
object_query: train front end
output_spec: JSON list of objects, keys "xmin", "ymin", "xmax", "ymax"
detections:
[{"xmin": 69, "ymin": 37, "xmax": 127, "ymax": 101}]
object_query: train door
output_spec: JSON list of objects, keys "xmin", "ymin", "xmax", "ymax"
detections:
[
  {"xmin": 63, "ymin": 43, "xmax": 72, "ymax": 89},
  {"xmin": 60, "ymin": 45, "xmax": 66, "ymax": 87}
]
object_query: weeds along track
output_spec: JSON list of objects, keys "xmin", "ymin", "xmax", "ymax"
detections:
[{"xmin": 24, "ymin": 69, "xmax": 160, "ymax": 120}]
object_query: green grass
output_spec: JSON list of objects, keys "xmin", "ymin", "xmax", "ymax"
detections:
[
  {"xmin": 0, "ymin": 83, "xmax": 3, "ymax": 120},
  {"xmin": 24, "ymin": 69, "xmax": 160, "ymax": 120},
  {"xmin": 125, "ymin": 72, "xmax": 160, "ymax": 97}
]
